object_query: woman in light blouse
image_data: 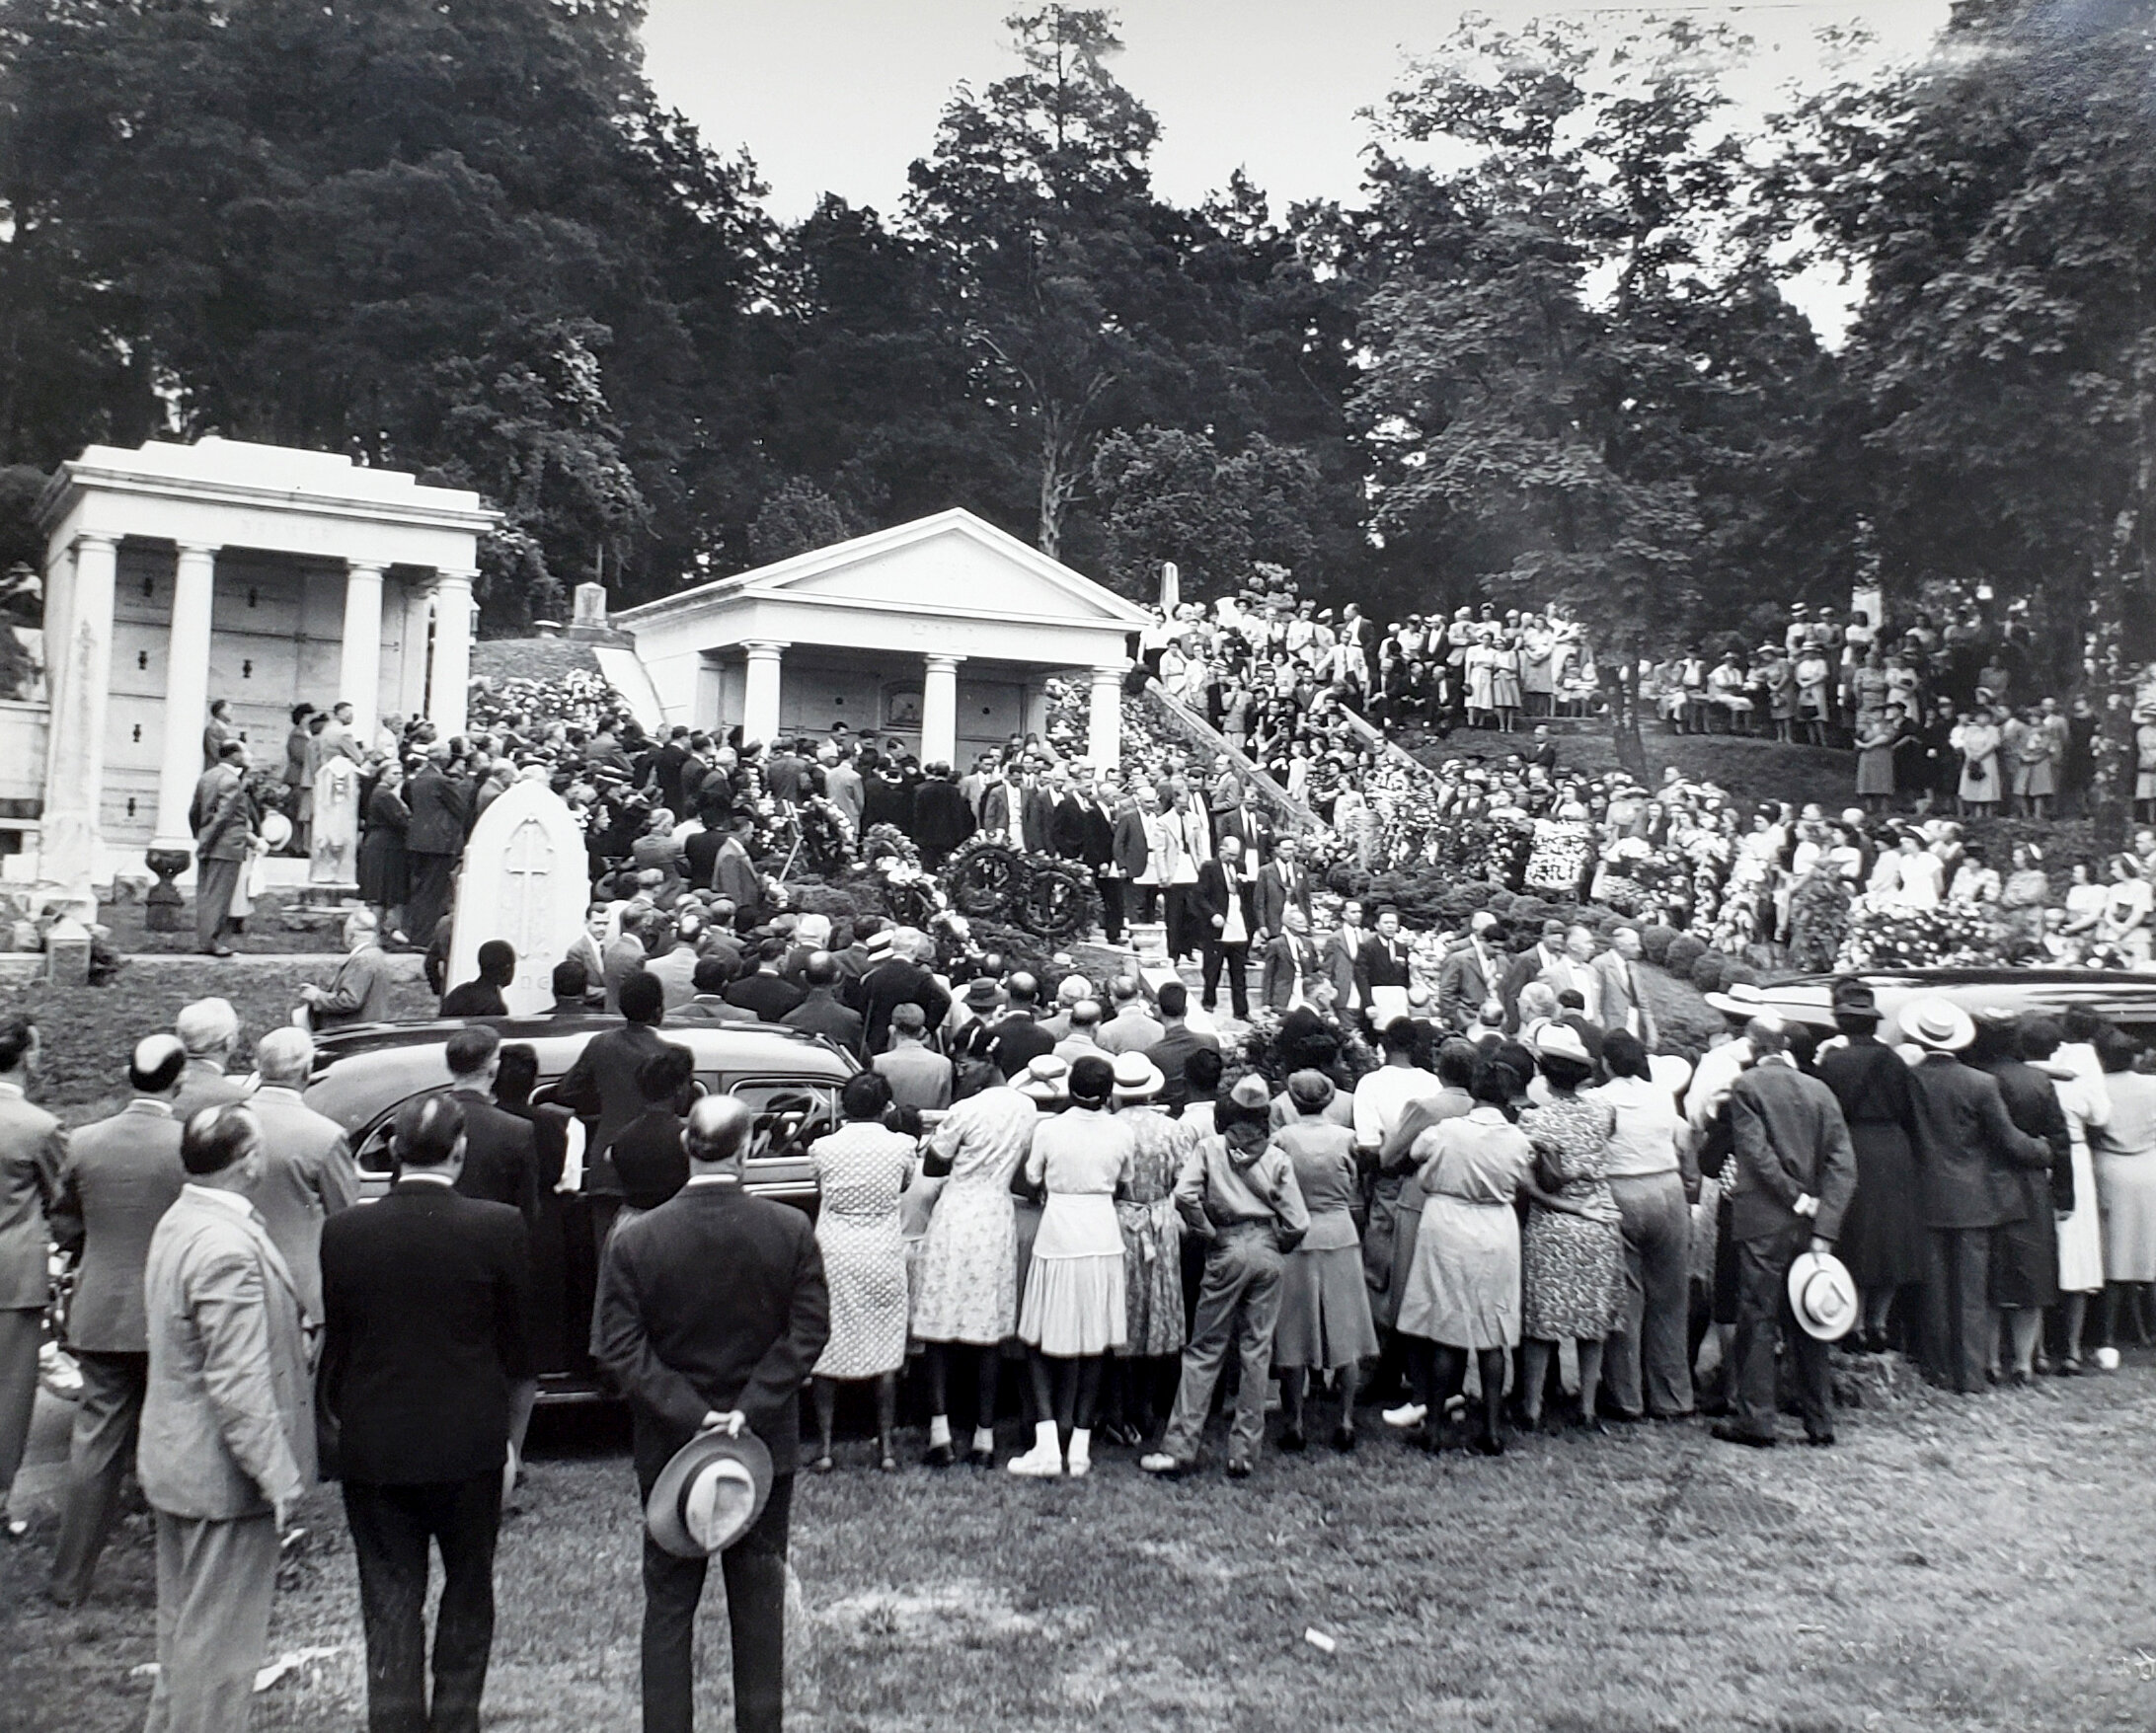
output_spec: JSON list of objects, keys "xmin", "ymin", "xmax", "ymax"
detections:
[{"xmin": 1591, "ymin": 1032, "xmax": 1698, "ymax": 1421}]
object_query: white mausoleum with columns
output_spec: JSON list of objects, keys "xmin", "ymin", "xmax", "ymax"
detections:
[
  {"xmin": 14, "ymin": 437, "xmax": 498, "ymax": 905},
  {"xmin": 1, "ymin": 442, "xmax": 1141, "ymax": 909},
  {"xmin": 613, "ymin": 509, "xmax": 1145, "ymax": 774}
]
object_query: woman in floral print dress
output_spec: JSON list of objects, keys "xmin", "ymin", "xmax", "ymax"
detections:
[
  {"xmin": 1104, "ymin": 1053, "xmax": 1189, "ymax": 1443},
  {"xmin": 1517, "ymin": 1027, "xmax": 1625, "ymax": 1430}
]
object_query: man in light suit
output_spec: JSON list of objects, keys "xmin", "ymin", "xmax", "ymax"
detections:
[
  {"xmin": 171, "ymin": 997, "xmax": 249, "ymax": 1123},
  {"xmin": 1252, "ymin": 832, "xmax": 1312, "ymax": 942},
  {"xmin": 300, "ymin": 910, "xmax": 399, "ymax": 1029},
  {"xmin": 1713, "ymin": 1019, "xmax": 1857, "ymax": 1449},
  {"xmin": 244, "ymin": 1027, "xmax": 358, "ymax": 1327},
  {"xmin": 873, "ymin": 1004, "xmax": 955, "ymax": 1111},
  {"xmin": 1436, "ymin": 912, "xmax": 1504, "ymax": 1030},
  {"xmin": 1501, "ymin": 919, "xmax": 1571, "ymax": 1031},
  {"xmin": 0, "ymin": 1015, "xmax": 63, "ymax": 1537},
  {"xmin": 1591, "ymin": 925, "xmax": 1657, "ymax": 1045},
  {"xmin": 1319, "ymin": 899, "xmax": 1368, "ymax": 1024},
  {"xmin": 320, "ymin": 1094, "xmax": 530, "ymax": 1733},
  {"xmin": 138, "ymin": 1103, "xmax": 315, "ymax": 1733},
  {"xmin": 1539, "ymin": 923, "xmax": 1603, "ymax": 1027},
  {"xmin": 595, "ymin": 1096, "xmax": 829, "ymax": 1733},
  {"xmin": 189, "ymin": 738, "xmax": 254, "ymax": 956},
  {"xmin": 48, "ymin": 1036, "xmax": 190, "ymax": 1606}
]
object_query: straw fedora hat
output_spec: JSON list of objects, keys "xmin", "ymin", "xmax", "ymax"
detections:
[
  {"xmin": 1900, "ymin": 996, "xmax": 1974, "ymax": 1054},
  {"xmin": 1531, "ymin": 1022, "xmax": 1592, "ymax": 1067},
  {"xmin": 1110, "ymin": 1050, "xmax": 1165, "ymax": 1101},
  {"xmin": 646, "ymin": 1427, "xmax": 775, "ymax": 1559},
  {"xmin": 1787, "ymin": 1250, "xmax": 1859, "ymax": 1342}
]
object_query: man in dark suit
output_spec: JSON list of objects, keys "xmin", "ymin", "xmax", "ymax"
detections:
[
  {"xmin": 48, "ymin": 1035, "xmax": 190, "ymax": 1605},
  {"xmin": 1194, "ymin": 833, "xmax": 1255, "ymax": 1019},
  {"xmin": 909, "ymin": 763, "xmax": 974, "ymax": 868},
  {"xmin": 441, "ymin": 941, "xmax": 515, "ymax": 1018},
  {"xmin": 320, "ymin": 1094, "xmax": 531, "ymax": 1733},
  {"xmin": 1252, "ymin": 832, "xmax": 1312, "ymax": 942},
  {"xmin": 672, "ymin": 955, "xmax": 758, "ymax": 1026},
  {"xmin": 1714, "ymin": 1018, "xmax": 1857, "ymax": 1448},
  {"xmin": 1901, "ymin": 999, "xmax": 2050, "ymax": 1394},
  {"xmin": 595, "ymin": 1097, "xmax": 829, "ymax": 1733},
  {"xmin": 1047, "ymin": 768, "xmax": 1090, "ymax": 860},
  {"xmin": 856, "ymin": 933, "xmax": 952, "ymax": 1057},
  {"xmin": 1072, "ymin": 768, "xmax": 1123, "ymax": 943},
  {"xmin": 724, "ymin": 939, "xmax": 808, "ymax": 1024},
  {"xmin": 1353, "ymin": 905, "xmax": 1415, "ymax": 1025},
  {"xmin": 189, "ymin": 739, "xmax": 254, "ymax": 955},
  {"xmin": 546, "ymin": 972, "xmax": 685, "ymax": 1258},
  {"xmin": 1501, "ymin": 919, "xmax": 1570, "ymax": 1031},
  {"xmin": 1110, "ymin": 788, "xmax": 1151, "ymax": 938},
  {"xmin": 404, "ymin": 745, "xmax": 472, "ymax": 949},
  {"xmin": 780, "ymin": 953, "xmax": 864, "ymax": 1051},
  {"xmin": 1020, "ymin": 769, "xmax": 1056, "ymax": 856},
  {"xmin": 444, "ymin": 1026, "xmax": 542, "ymax": 1230},
  {"xmin": 988, "ymin": 973, "xmax": 1056, "ymax": 1076},
  {"xmin": 611, "ymin": 1047, "xmax": 697, "ymax": 1216}
]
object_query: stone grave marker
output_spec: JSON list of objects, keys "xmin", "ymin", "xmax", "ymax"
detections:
[
  {"xmin": 447, "ymin": 777, "xmax": 589, "ymax": 1016},
  {"xmin": 309, "ymin": 755, "xmax": 362, "ymax": 890}
]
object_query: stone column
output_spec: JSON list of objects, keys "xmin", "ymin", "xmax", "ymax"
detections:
[
  {"xmin": 396, "ymin": 581, "xmax": 432, "ymax": 728},
  {"xmin": 338, "ymin": 560, "xmax": 386, "ymax": 741},
  {"xmin": 921, "ymin": 652, "xmax": 964, "ymax": 769},
  {"xmin": 427, "ymin": 568, "xmax": 477, "ymax": 738},
  {"xmin": 1087, "ymin": 663, "xmax": 1124, "ymax": 772},
  {"xmin": 40, "ymin": 532, "xmax": 119, "ymax": 911},
  {"xmin": 150, "ymin": 542, "xmax": 220, "ymax": 853},
  {"xmin": 741, "ymin": 640, "xmax": 786, "ymax": 745}
]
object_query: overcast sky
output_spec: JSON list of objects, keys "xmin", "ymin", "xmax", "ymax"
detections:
[{"xmin": 640, "ymin": 0, "xmax": 1954, "ymax": 338}]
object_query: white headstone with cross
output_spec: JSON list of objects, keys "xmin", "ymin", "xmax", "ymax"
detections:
[{"xmin": 446, "ymin": 776, "xmax": 590, "ymax": 1017}]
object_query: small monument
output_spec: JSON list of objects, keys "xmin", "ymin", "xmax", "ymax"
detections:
[
  {"xmin": 564, "ymin": 579, "xmax": 633, "ymax": 646},
  {"xmin": 447, "ymin": 777, "xmax": 590, "ymax": 1016},
  {"xmin": 309, "ymin": 756, "xmax": 362, "ymax": 893}
]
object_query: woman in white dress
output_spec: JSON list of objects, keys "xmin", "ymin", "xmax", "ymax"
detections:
[
  {"xmin": 2097, "ymin": 854, "xmax": 2154, "ymax": 964},
  {"xmin": 2093, "ymin": 1033, "xmax": 2156, "ymax": 1353},
  {"xmin": 1009, "ymin": 1056, "xmax": 1132, "ymax": 1478},
  {"xmin": 912, "ymin": 1055, "xmax": 1040, "ymax": 1468},
  {"xmin": 1884, "ymin": 831, "xmax": 1945, "ymax": 911},
  {"xmin": 2030, "ymin": 1015, "xmax": 2110, "ymax": 1372},
  {"xmin": 808, "ymin": 1072, "xmax": 919, "ymax": 1472}
]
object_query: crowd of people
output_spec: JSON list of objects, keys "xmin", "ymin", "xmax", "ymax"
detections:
[{"xmin": 11, "ymin": 899, "xmax": 2156, "ymax": 1726}]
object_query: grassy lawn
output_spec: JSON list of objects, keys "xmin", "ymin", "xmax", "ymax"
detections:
[
  {"xmin": 96, "ymin": 888, "xmax": 348, "ymax": 956},
  {"xmin": 6, "ymin": 1354, "xmax": 2155, "ymax": 1733},
  {"xmin": 2, "ymin": 961, "xmax": 435, "ymax": 1122}
]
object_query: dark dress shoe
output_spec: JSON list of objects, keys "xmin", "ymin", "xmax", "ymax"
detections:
[
  {"xmin": 923, "ymin": 1442, "xmax": 956, "ymax": 1469},
  {"xmin": 1331, "ymin": 1425, "xmax": 1357, "ymax": 1453},
  {"xmin": 1805, "ymin": 1431, "xmax": 1836, "ymax": 1448},
  {"xmin": 1711, "ymin": 1421, "xmax": 1776, "ymax": 1449},
  {"xmin": 1278, "ymin": 1426, "xmax": 1306, "ymax": 1454},
  {"xmin": 1469, "ymin": 1432, "xmax": 1505, "ymax": 1458}
]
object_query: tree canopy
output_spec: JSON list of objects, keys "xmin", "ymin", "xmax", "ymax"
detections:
[{"xmin": 0, "ymin": 0, "xmax": 2145, "ymax": 661}]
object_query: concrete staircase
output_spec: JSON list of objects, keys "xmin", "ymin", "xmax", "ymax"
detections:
[{"xmin": 1135, "ymin": 682, "xmax": 1327, "ymax": 836}]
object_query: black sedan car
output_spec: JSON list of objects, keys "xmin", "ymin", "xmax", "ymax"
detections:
[
  {"xmin": 302, "ymin": 1017, "xmax": 859, "ymax": 1400},
  {"xmin": 1706, "ymin": 968, "xmax": 2156, "ymax": 1046}
]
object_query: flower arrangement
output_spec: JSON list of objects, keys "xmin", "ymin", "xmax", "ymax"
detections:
[{"xmin": 1839, "ymin": 899, "xmax": 2006, "ymax": 970}]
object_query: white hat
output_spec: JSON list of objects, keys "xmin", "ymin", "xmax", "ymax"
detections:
[
  {"xmin": 1702, "ymin": 984, "xmax": 1772, "ymax": 1021},
  {"xmin": 1648, "ymin": 1052, "xmax": 1694, "ymax": 1097},
  {"xmin": 1017, "ymin": 1054, "xmax": 1070, "ymax": 1103},
  {"xmin": 1900, "ymin": 996, "xmax": 1974, "ymax": 1054},
  {"xmin": 1531, "ymin": 1023, "xmax": 1592, "ymax": 1067},
  {"xmin": 1110, "ymin": 1051, "xmax": 1165, "ymax": 1100},
  {"xmin": 1787, "ymin": 1251, "xmax": 1859, "ymax": 1342}
]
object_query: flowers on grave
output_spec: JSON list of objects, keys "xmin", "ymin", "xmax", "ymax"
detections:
[{"xmin": 1839, "ymin": 899, "xmax": 2005, "ymax": 971}]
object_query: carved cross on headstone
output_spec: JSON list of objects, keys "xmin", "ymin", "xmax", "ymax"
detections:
[{"xmin": 502, "ymin": 817, "xmax": 555, "ymax": 964}]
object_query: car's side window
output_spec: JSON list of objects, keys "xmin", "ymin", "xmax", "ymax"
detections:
[
  {"xmin": 353, "ymin": 1088, "xmax": 450, "ymax": 1172},
  {"xmin": 729, "ymin": 1079, "xmax": 839, "ymax": 1163}
]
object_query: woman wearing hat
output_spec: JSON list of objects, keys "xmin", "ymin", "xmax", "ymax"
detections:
[
  {"xmin": 1395, "ymin": 1057, "xmax": 1533, "ymax": 1454},
  {"xmin": 1104, "ymin": 1051, "xmax": 1190, "ymax": 1447},
  {"xmin": 1516, "ymin": 1025, "xmax": 1624, "ymax": 1429},
  {"xmin": 1815, "ymin": 982, "xmax": 1924, "ymax": 1352},
  {"xmin": 1270, "ymin": 1072, "xmax": 1377, "ymax": 1452},
  {"xmin": 807, "ymin": 1072, "xmax": 919, "ymax": 1472},
  {"xmin": 1010, "ymin": 1055, "xmax": 1131, "ymax": 1477}
]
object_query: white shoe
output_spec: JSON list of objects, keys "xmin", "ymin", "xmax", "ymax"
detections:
[
  {"xmin": 1006, "ymin": 1443, "xmax": 1064, "ymax": 1478},
  {"xmin": 1381, "ymin": 1402, "xmax": 1427, "ymax": 1430},
  {"xmin": 1065, "ymin": 1429, "xmax": 1093, "ymax": 1478}
]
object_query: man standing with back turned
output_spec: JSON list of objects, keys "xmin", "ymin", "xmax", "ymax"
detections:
[
  {"xmin": 596, "ymin": 1096, "xmax": 829, "ymax": 1733},
  {"xmin": 319, "ymin": 1094, "xmax": 530, "ymax": 1733}
]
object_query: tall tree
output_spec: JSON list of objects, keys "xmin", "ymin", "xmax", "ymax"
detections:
[
  {"xmin": 1354, "ymin": 16, "xmax": 1852, "ymax": 771},
  {"xmin": 1780, "ymin": 0, "xmax": 2156, "ymax": 662},
  {"xmin": 0, "ymin": 0, "xmax": 777, "ymax": 621}
]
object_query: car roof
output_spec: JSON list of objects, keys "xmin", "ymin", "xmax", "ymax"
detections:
[
  {"xmin": 304, "ymin": 1017, "xmax": 857, "ymax": 1133},
  {"xmin": 1712, "ymin": 968, "xmax": 2156, "ymax": 1034}
]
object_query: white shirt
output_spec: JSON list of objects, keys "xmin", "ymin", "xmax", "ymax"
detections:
[
  {"xmin": 1593, "ymin": 1075, "xmax": 1684, "ymax": 1179},
  {"xmin": 1352, "ymin": 1065, "xmax": 1440, "ymax": 1153},
  {"xmin": 183, "ymin": 1182, "xmax": 258, "ymax": 1219}
]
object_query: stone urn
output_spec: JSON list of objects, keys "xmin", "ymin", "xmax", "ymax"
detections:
[{"xmin": 144, "ymin": 847, "xmax": 192, "ymax": 933}]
